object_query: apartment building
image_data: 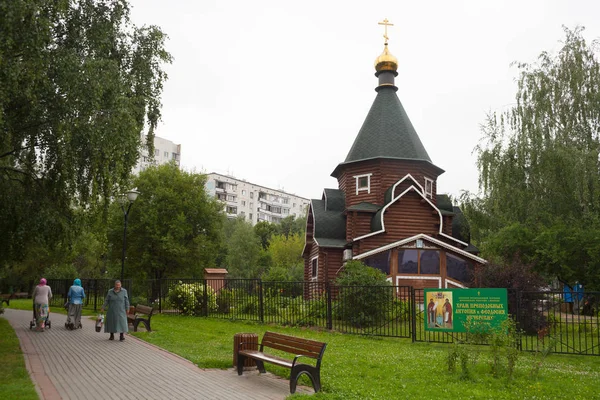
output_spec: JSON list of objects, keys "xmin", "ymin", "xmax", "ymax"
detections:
[
  {"xmin": 205, "ymin": 173, "xmax": 310, "ymax": 225},
  {"xmin": 133, "ymin": 135, "xmax": 181, "ymax": 174}
]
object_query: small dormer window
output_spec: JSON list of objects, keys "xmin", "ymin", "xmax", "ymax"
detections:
[
  {"xmin": 354, "ymin": 173, "xmax": 372, "ymax": 195},
  {"xmin": 424, "ymin": 177, "xmax": 433, "ymax": 199}
]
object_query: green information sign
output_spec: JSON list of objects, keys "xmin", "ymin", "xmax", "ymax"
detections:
[{"xmin": 424, "ymin": 288, "xmax": 508, "ymax": 333}]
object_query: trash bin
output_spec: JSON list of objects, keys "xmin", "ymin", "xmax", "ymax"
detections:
[{"xmin": 233, "ymin": 333, "xmax": 258, "ymax": 370}]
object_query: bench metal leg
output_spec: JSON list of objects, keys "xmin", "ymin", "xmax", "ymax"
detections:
[
  {"xmin": 132, "ymin": 319, "xmax": 151, "ymax": 332},
  {"xmin": 290, "ymin": 364, "xmax": 321, "ymax": 394},
  {"xmin": 254, "ymin": 359, "xmax": 266, "ymax": 374},
  {"xmin": 236, "ymin": 354, "xmax": 246, "ymax": 375}
]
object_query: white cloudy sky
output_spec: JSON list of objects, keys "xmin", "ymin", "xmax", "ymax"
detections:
[{"xmin": 127, "ymin": 0, "xmax": 600, "ymax": 201}]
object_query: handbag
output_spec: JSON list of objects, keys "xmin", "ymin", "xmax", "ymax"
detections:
[{"xmin": 95, "ymin": 314, "xmax": 104, "ymax": 332}]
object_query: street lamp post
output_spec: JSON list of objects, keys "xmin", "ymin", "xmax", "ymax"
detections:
[{"xmin": 120, "ymin": 189, "xmax": 140, "ymax": 282}]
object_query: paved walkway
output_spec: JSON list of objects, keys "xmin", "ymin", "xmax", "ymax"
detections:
[{"xmin": 3, "ymin": 309, "xmax": 310, "ymax": 400}]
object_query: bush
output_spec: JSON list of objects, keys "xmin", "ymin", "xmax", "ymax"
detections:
[
  {"xmin": 130, "ymin": 296, "xmax": 149, "ymax": 307},
  {"xmin": 335, "ymin": 260, "xmax": 393, "ymax": 328},
  {"xmin": 216, "ymin": 289, "xmax": 233, "ymax": 314},
  {"xmin": 167, "ymin": 281, "xmax": 217, "ymax": 316}
]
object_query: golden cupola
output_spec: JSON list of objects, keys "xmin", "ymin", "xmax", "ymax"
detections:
[{"xmin": 374, "ymin": 43, "xmax": 398, "ymax": 72}]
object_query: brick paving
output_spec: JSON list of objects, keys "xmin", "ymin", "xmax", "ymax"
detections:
[{"xmin": 3, "ymin": 309, "xmax": 310, "ymax": 400}]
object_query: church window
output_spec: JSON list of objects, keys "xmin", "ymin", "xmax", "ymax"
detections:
[
  {"xmin": 353, "ymin": 173, "xmax": 372, "ymax": 195},
  {"xmin": 447, "ymin": 254, "xmax": 473, "ymax": 282},
  {"xmin": 398, "ymin": 249, "xmax": 440, "ymax": 274},
  {"xmin": 311, "ymin": 257, "xmax": 318, "ymax": 280},
  {"xmin": 424, "ymin": 177, "xmax": 433, "ymax": 199},
  {"xmin": 420, "ymin": 250, "xmax": 440, "ymax": 274},
  {"xmin": 398, "ymin": 250, "xmax": 418, "ymax": 273},
  {"xmin": 364, "ymin": 250, "xmax": 391, "ymax": 275}
]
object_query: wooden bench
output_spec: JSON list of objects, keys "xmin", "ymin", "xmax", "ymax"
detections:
[
  {"xmin": 126, "ymin": 305, "xmax": 154, "ymax": 332},
  {"xmin": 236, "ymin": 331, "xmax": 327, "ymax": 393},
  {"xmin": 0, "ymin": 294, "xmax": 11, "ymax": 306}
]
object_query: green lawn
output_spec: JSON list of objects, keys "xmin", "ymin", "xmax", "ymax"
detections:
[
  {"xmin": 0, "ymin": 316, "xmax": 38, "ymax": 400},
  {"xmin": 3, "ymin": 302, "xmax": 599, "ymax": 399},
  {"xmin": 130, "ymin": 314, "xmax": 600, "ymax": 400}
]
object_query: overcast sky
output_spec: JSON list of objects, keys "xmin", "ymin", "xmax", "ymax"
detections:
[{"xmin": 127, "ymin": 0, "xmax": 600, "ymax": 201}]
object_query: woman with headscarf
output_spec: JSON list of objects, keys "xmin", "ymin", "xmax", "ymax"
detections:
[
  {"xmin": 32, "ymin": 278, "xmax": 52, "ymax": 331},
  {"xmin": 66, "ymin": 278, "xmax": 86, "ymax": 329},
  {"xmin": 100, "ymin": 280, "xmax": 129, "ymax": 341}
]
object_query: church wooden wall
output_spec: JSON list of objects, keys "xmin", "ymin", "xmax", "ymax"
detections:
[
  {"xmin": 352, "ymin": 191, "xmax": 440, "ymax": 254},
  {"xmin": 346, "ymin": 211, "xmax": 374, "ymax": 242},
  {"xmin": 336, "ymin": 159, "xmax": 443, "ymax": 209}
]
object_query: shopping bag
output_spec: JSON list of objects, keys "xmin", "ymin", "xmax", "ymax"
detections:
[{"xmin": 95, "ymin": 314, "xmax": 104, "ymax": 333}]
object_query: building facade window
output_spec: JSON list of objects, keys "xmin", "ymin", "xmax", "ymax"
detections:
[
  {"xmin": 447, "ymin": 254, "xmax": 473, "ymax": 282},
  {"xmin": 226, "ymin": 206, "xmax": 237, "ymax": 214},
  {"xmin": 364, "ymin": 250, "xmax": 391, "ymax": 275},
  {"xmin": 242, "ymin": 190, "xmax": 246, "ymax": 195},
  {"xmin": 424, "ymin": 177, "xmax": 433, "ymax": 199},
  {"xmin": 398, "ymin": 249, "xmax": 440, "ymax": 274},
  {"xmin": 241, "ymin": 200, "xmax": 246, "ymax": 206},
  {"xmin": 353, "ymin": 173, "xmax": 372, "ymax": 195},
  {"xmin": 250, "ymin": 192, "xmax": 254, "ymax": 199},
  {"xmin": 311, "ymin": 257, "xmax": 318, "ymax": 279}
]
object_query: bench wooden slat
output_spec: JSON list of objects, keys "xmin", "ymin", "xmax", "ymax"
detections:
[
  {"xmin": 261, "ymin": 332, "xmax": 324, "ymax": 358},
  {"xmin": 238, "ymin": 350, "xmax": 293, "ymax": 368}
]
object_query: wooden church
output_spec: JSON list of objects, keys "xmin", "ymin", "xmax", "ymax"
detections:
[{"xmin": 302, "ymin": 21, "xmax": 485, "ymax": 289}]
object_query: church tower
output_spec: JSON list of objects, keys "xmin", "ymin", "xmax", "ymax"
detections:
[{"xmin": 303, "ymin": 20, "xmax": 484, "ymax": 289}]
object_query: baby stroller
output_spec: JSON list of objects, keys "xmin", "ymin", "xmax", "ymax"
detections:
[
  {"xmin": 29, "ymin": 301, "xmax": 51, "ymax": 330},
  {"xmin": 64, "ymin": 301, "xmax": 83, "ymax": 330}
]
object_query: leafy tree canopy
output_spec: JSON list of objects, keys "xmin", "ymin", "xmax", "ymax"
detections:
[
  {"xmin": 0, "ymin": 0, "xmax": 171, "ymax": 267},
  {"xmin": 223, "ymin": 216, "xmax": 263, "ymax": 279},
  {"xmin": 462, "ymin": 27, "xmax": 600, "ymax": 289},
  {"xmin": 108, "ymin": 164, "xmax": 225, "ymax": 280},
  {"xmin": 262, "ymin": 233, "xmax": 304, "ymax": 281}
]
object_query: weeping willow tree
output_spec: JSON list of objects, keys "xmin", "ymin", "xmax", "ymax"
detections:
[{"xmin": 462, "ymin": 27, "xmax": 600, "ymax": 289}]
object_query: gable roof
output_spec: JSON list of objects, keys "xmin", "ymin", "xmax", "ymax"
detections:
[
  {"xmin": 323, "ymin": 188, "xmax": 345, "ymax": 212},
  {"xmin": 310, "ymin": 198, "xmax": 347, "ymax": 248},
  {"xmin": 331, "ymin": 86, "xmax": 444, "ymax": 177}
]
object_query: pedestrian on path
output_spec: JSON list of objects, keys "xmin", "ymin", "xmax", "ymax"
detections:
[
  {"xmin": 66, "ymin": 278, "xmax": 86, "ymax": 329},
  {"xmin": 33, "ymin": 278, "xmax": 52, "ymax": 331},
  {"xmin": 101, "ymin": 280, "xmax": 129, "ymax": 341}
]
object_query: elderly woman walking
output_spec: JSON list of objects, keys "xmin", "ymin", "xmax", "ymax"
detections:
[
  {"xmin": 100, "ymin": 280, "xmax": 129, "ymax": 341},
  {"xmin": 66, "ymin": 278, "xmax": 86, "ymax": 330},
  {"xmin": 33, "ymin": 278, "xmax": 52, "ymax": 331}
]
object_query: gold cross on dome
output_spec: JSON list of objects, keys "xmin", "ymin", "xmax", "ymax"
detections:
[{"xmin": 378, "ymin": 18, "xmax": 394, "ymax": 44}]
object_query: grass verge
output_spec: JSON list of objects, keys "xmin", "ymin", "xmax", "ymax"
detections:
[
  {"xmin": 0, "ymin": 317, "xmax": 38, "ymax": 400},
  {"xmin": 130, "ymin": 314, "xmax": 600, "ymax": 399}
]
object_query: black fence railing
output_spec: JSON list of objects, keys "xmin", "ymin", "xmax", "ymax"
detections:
[{"xmin": 37, "ymin": 278, "xmax": 600, "ymax": 356}]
